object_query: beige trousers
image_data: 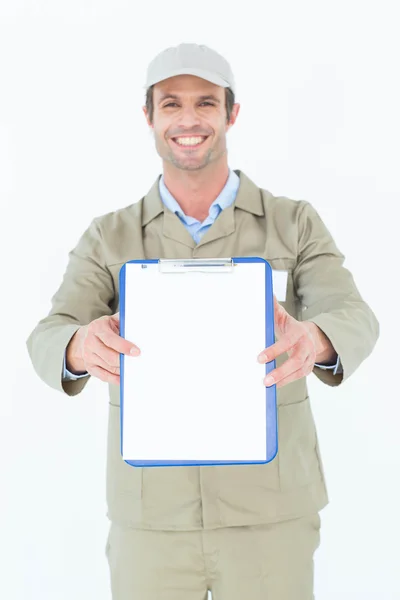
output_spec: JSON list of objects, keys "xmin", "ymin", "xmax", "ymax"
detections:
[{"xmin": 105, "ymin": 514, "xmax": 321, "ymax": 600}]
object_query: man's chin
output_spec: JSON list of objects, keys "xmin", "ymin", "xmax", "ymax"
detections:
[{"xmin": 169, "ymin": 160, "xmax": 209, "ymax": 172}]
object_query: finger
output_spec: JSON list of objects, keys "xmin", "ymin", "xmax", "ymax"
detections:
[
  {"xmin": 263, "ymin": 343, "xmax": 312, "ymax": 385},
  {"xmin": 90, "ymin": 336, "xmax": 122, "ymax": 369},
  {"xmin": 275, "ymin": 357, "xmax": 315, "ymax": 388},
  {"xmin": 96, "ymin": 329, "xmax": 140, "ymax": 356},
  {"xmin": 264, "ymin": 353, "xmax": 314, "ymax": 387},
  {"xmin": 91, "ymin": 351, "xmax": 120, "ymax": 376},
  {"xmin": 258, "ymin": 330, "xmax": 303, "ymax": 363},
  {"xmin": 88, "ymin": 364, "xmax": 120, "ymax": 386}
]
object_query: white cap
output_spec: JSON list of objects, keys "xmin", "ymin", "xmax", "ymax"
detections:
[{"xmin": 144, "ymin": 43, "xmax": 236, "ymax": 95}]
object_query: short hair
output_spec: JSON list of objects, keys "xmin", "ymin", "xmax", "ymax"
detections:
[{"xmin": 145, "ymin": 85, "xmax": 235, "ymax": 124}]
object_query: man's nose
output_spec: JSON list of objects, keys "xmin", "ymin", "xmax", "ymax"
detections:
[{"xmin": 175, "ymin": 105, "xmax": 203, "ymax": 128}]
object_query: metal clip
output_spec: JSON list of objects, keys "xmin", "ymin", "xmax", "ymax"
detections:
[{"xmin": 158, "ymin": 258, "xmax": 234, "ymax": 273}]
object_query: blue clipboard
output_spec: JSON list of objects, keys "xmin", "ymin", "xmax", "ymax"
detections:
[{"xmin": 119, "ymin": 256, "xmax": 277, "ymax": 468}]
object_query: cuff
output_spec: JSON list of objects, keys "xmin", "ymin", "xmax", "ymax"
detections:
[
  {"xmin": 62, "ymin": 351, "xmax": 89, "ymax": 381},
  {"xmin": 314, "ymin": 354, "xmax": 343, "ymax": 376}
]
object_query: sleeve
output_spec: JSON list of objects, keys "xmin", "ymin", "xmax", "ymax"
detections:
[
  {"xmin": 62, "ymin": 350, "xmax": 89, "ymax": 381},
  {"xmin": 294, "ymin": 201, "xmax": 379, "ymax": 387},
  {"xmin": 26, "ymin": 217, "xmax": 115, "ymax": 397}
]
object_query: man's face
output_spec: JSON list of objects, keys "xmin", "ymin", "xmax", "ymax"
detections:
[{"xmin": 143, "ymin": 75, "xmax": 239, "ymax": 172}]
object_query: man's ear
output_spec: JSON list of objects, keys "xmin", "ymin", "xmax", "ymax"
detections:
[
  {"xmin": 142, "ymin": 106, "xmax": 153, "ymax": 128},
  {"xmin": 226, "ymin": 102, "xmax": 240, "ymax": 131}
]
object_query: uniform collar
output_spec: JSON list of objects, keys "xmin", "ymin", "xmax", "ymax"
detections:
[{"xmin": 141, "ymin": 169, "xmax": 265, "ymax": 228}]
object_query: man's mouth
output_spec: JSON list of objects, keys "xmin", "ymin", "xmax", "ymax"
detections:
[{"xmin": 171, "ymin": 136, "xmax": 209, "ymax": 149}]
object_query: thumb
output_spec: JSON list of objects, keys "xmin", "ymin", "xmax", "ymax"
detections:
[
  {"xmin": 273, "ymin": 295, "xmax": 287, "ymax": 338},
  {"xmin": 273, "ymin": 294, "xmax": 288, "ymax": 314},
  {"xmin": 108, "ymin": 311, "xmax": 120, "ymax": 333}
]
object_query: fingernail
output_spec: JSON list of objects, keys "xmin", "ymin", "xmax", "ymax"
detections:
[
  {"xmin": 257, "ymin": 353, "xmax": 266, "ymax": 363},
  {"xmin": 264, "ymin": 375, "xmax": 274, "ymax": 386},
  {"xmin": 130, "ymin": 347, "xmax": 140, "ymax": 356}
]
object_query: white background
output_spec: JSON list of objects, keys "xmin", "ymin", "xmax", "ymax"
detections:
[{"xmin": 1, "ymin": 1, "xmax": 398, "ymax": 599}]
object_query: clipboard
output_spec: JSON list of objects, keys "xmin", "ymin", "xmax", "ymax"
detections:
[{"xmin": 119, "ymin": 257, "xmax": 277, "ymax": 468}]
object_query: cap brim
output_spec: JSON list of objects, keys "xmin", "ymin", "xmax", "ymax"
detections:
[{"xmin": 144, "ymin": 67, "xmax": 232, "ymax": 91}]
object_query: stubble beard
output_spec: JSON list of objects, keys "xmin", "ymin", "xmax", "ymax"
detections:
[{"xmin": 154, "ymin": 131, "xmax": 227, "ymax": 172}]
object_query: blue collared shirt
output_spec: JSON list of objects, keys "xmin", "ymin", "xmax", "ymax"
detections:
[
  {"xmin": 63, "ymin": 169, "xmax": 342, "ymax": 379},
  {"xmin": 159, "ymin": 168, "xmax": 241, "ymax": 244}
]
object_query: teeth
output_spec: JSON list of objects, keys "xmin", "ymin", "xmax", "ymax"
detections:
[{"xmin": 175, "ymin": 136, "xmax": 206, "ymax": 146}]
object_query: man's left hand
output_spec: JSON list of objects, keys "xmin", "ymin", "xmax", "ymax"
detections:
[{"xmin": 257, "ymin": 296, "xmax": 336, "ymax": 389}]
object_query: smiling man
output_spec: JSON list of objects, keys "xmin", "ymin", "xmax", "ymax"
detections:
[{"xmin": 27, "ymin": 43, "xmax": 379, "ymax": 600}]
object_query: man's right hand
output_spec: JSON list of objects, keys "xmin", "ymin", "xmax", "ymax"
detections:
[{"xmin": 65, "ymin": 312, "xmax": 141, "ymax": 385}]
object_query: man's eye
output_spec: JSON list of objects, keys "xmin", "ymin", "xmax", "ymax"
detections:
[{"xmin": 163, "ymin": 102, "xmax": 214, "ymax": 108}]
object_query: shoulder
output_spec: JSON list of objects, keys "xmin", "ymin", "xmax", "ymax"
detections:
[
  {"xmin": 259, "ymin": 187, "xmax": 317, "ymax": 239},
  {"xmin": 83, "ymin": 199, "xmax": 145, "ymax": 264},
  {"xmin": 260, "ymin": 186, "xmax": 311, "ymax": 219},
  {"xmin": 92, "ymin": 199, "xmax": 143, "ymax": 234}
]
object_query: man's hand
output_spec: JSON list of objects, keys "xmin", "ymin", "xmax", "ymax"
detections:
[
  {"xmin": 257, "ymin": 296, "xmax": 336, "ymax": 389},
  {"xmin": 65, "ymin": 312, "xmax": 141, "ymax": 385}
]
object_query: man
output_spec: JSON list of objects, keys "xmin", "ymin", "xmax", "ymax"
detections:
[{"xmin": 27, "ymin": 43, "xmax": 379, "ymax": 599}]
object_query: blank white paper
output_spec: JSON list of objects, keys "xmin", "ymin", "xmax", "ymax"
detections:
[{"xmin": 122, "ymin": 261, "xmax": 269, "ymax": 462}]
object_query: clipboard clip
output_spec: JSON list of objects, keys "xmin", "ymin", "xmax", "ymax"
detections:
[{"xmin": 158, "ymin": 258, "xmax": 234, "ymax": 273}]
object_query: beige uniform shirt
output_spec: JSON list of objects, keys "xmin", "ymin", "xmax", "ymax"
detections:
[{"xmin": 26, "ymin": 169, "xmax": 379, "ymax": 531}]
